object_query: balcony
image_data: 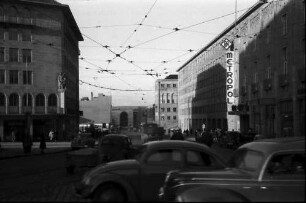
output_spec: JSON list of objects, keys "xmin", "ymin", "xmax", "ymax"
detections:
[
  {"xmin": 48, "ymin": 107, "xmax": 57, "ymax": 114},
  {"xmin": 278, "ymin": 74, "xmax": 289, "ymax": 87},
  {"xmin": 263, "ymin": 78, "xmax": 273, "ymax": 91},
  {"xmin": 251, "ymin": 83, "xmax": 259, "ymax": 93},
  {"xmin": 8, "ymin": 106, "xmax": 19, "ymax": 114},
  {"xmin": 35, "ymin": 106, "xmax": 45, "ymax": 114},
  {"xmin": 22, "ymin": 106, "xmax": 32, "ymax": 114}
]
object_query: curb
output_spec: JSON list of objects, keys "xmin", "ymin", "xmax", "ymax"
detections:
[{"xmin": 0, "ymin": 148, "xmax": 72, "ymax": 160}]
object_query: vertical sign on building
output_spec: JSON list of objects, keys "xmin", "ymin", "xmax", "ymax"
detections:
[{"xmin": 226, "ymin": 51, "xmax": 235, "ymax": 104}]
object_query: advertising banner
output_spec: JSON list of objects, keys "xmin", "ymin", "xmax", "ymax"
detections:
[{"xmin": 226, "ymin": 51, "xmax": 235, "ymax": 104}]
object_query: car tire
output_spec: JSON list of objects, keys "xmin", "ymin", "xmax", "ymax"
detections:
[{"xmin": 92, "ymin": 183, "xmax": 126, "ymax": 202}]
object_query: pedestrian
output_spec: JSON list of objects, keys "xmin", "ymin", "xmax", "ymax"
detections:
[
  {"xmin": 11, "ymin": 130, "xmax": 16, "ymax": 142},
  {"xmin": 39, "ymin": 134, "xmax": 46, "ymax": 154},
  {"xmin": 49, "ymin": 130, "xmax": 54, "ymax": 141}
]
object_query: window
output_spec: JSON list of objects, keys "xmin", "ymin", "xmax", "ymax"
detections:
[
  {"xmin": 161, "ymin": 107, "xmax": 165, "ymax": 112},
  {"xmin": 186, "ymin": 150, "xmax": 224, "ymax": 168},
  {"xmin": 22, "ymin": 93, "xmax": 32, "ymax": 106},
  {"xmin": 9, "ymin": 93, "xmax": 19, "ymax": 106},
  {"xmin": 173, "ymin": 116, "xmax": 177, "ymax": 120},
  {"xmin": 281, "ymin": 14, "xmax": 287, "ymax": 35},
  {"xmin": 266, "ymin": 25, "xmax": 271, "ymax": 44},
  {"xmin": 9, "ymin": 70, "xmax": 18, "ymax": 84},
  {"xmin": 0, "ymin": 29, "xmax": 3, "ymax": 41},
  {"xmin": 48, "ymin": 94, "xmax": 57, "ymax": 107},
  {"xmin": 282, "ymin": 47, "xmax": 288, "ymax": 75},
  {"xmin": 167, "ymin": 84, "xmax": 171, "ymax": 87},
  {"xmin": 0, "ymin": 70, "xmax": 4, "ymax": 84},
  {"xmin": 9, "ymin": 48, "xmax": 18, "ymax": 62},
  {"xmin": 36, "ymin": 94, "xmax": 45, "ymax": 106},
  {"xmin": 0, "ymin": 93, "xmax": 5, "ymax": 106},
  {"xmin": 264, "ymin": 153, "xmax": 305, "ymax": 179},
  {"xmin": 160, "ymin": 84, "xmax": 164, "ymax": 88},
  {"xmin": 173, "ymin": 84, "xmax": 177, "ymax": 88},
  {"xmin": 167, "ymin": 108, "xmax": 171, "ymax": 112},
  {"xmin": 229, "ymin": 149, "xmax": 264, "ymax": 171},
  {"xmin": 9, "ymin": 30, "xmax": 18, "ymax": 41},
  {"xmin": 0, "ymin": 47, "xmax": 4, "ymax": 62},
  {"xmin": 173, "ymin": 107, "xmax": 177, "ymax": 112},
  {"xmin": 161, "ymin": 116, "xmax": 165, "ymax": 121},
  {"xmin": 167, "ymin": 116, "xmax": 171, "ymax": 120},
  {"xmin": 22, "ymin": 49, "xmax": 32, "ymax": 63},
  {"xmin": 146, "ymin": 149, "xmax": 182, "ymax": 165},
  {"xmin": 167, "ymin": 93, "xmax": 170, "ymax": 103},
  {"xmin": 23, "ymin": 71, "xmax": 32, "ymax": 85},
  {"xmin": 8, "ymin": 6, "xmax": 18, "ymax": 23}
]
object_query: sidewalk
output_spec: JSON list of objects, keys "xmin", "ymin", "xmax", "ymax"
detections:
[{"xmin": 0, "ymin": 142, "xmax": 72, "ymax": 160}]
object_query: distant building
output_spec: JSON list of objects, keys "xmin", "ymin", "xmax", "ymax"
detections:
[
  {"xmin": 80, "ymin": 93, "xmax": 112, "ymax": 128},
  {"xmin": 111, "ymin": 106, "xmax": 148, "ymax": 130},
  {"xmin": 0, "ymin": 0, "xmax": 83, "ymax": 141},
  {"xmin": 155, "ymin": 74, "xmax": 178, "ymax": 134},
  {"xmin": 177, "ymin": 0, "xmax": 305, "ymax": 137}
]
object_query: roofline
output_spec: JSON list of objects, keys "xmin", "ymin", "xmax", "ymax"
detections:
[{"xmin": 176, "ymin": 0, "xmax": 265, "ymax": 72}]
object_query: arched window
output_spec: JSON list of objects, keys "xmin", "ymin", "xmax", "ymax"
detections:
[
  {"xmin": 161, "ymin": 93, "xmax": 164, "ymax": 103},
  {"xmin": 36, "ymin": 93, "xmax": 45, "ymax": 106},
  {"xmin": 0, "ymin": 93, "xmax": 5, "ymax": 106},
  {"xmin": 22, "ymin": 93, "xmax": 32, "ymax": 106},
  {"xmin": 8, "ymin": 6, "xmax": 18, "ymax": 23},
  {"xmin": 167, "ymin": 93, "xmax": 170, "ymax": 103},
  {"xmin": 171, "ymin": 93, "xmax": 175, "ymax": 103},
  {"xmin": 120, "ymin": 111, "xmax": 128, "ymax": 127},
  {"xmin": 9, "ymin": 93, "xmax": 19, "ymax": 106},
  {"xmin": 48, "ymin": 94, "xmax": 57, "ymax": 107}
]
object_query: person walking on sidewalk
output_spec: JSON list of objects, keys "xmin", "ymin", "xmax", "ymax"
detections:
[
  {"xmin": 39, "ymin": 134, "xmax": 46, "ymax": 154},
  {"xmin": 49, "ymin": 130, "xmax": 54, "ymax": 142}
]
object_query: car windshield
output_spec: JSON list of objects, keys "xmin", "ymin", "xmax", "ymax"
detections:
[
  {"xmin": 228, "ymin": 148, "xmax": 264, "ymax": 171},
  {"xmin": 133, "ymin": 145, "xmax": 148, "ymax": 160}
]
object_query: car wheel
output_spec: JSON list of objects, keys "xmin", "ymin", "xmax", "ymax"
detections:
[{"xmin": 92, "ymin": 183, "xmax": 126, "ymax": 202}]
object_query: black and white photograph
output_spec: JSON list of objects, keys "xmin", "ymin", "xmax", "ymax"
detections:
[{"xmin": 0, "ymin": 0, "xmax": 305, "ymax": 202}]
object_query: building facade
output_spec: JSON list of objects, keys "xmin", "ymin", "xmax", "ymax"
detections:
[
  {"xmin": 155, "ymin": 74, "xmax": 178, "ymax": 134},
  {"xmin": 80, "ymin": 93, "xmax": 112, "ymax": 127},
  {"xmin": 0, "ymin": 0, "xmax": 83, "ymax": 141},
  {"xmin": 178, "ymin": 0, "xmax": 305, "ymax": 137}
]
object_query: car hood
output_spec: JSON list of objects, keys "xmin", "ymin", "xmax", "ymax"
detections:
[
  {"xmin": 170, "ymin": 168, "xmax": 253, "ymax": 182},
  {"xmin": 85, "ymin": 159, "xmax": 140, "ymax": 177}
]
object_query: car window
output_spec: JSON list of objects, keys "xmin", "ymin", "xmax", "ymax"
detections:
[
  {"xmin": 186, "ymin": 150, "xmax": 224, "ymax": 168},
  {"xmin": 229, "ymin": 149, "xmax": 264, "ymax": 171},
  {"xmin": 146, "ymin": 149, "xmax": 182, "ymax": 165},
  {"xmin": 264, "ymin": 152, "xmax": 305, "ymax": 180}
]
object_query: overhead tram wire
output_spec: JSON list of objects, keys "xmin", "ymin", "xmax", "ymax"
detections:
[{"xmin": 79, "ymin": 80, "xmax": 154, "ymax": 92}]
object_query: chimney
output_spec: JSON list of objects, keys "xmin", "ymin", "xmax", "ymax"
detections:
[{"xmin": 91, "ymin": 92, "xmax": 93, "ymax": 100}]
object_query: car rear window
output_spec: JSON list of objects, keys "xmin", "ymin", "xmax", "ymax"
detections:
[{"xmin": 229, "ymin": 149, "xmax": 264, "ymax": 171}]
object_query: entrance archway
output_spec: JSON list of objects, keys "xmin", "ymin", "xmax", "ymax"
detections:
[{"xmin": 120, "ymin": 111, "xmax": 128, "ymax": 127}]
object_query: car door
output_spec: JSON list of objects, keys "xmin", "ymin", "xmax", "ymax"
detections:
[
  {"xmin": 256, "ymin": 152, "xmax": 305, "ymax": 202},
  {"xmin": 140, "ymin": 148, "xmax": 184, "ymax": 201}
]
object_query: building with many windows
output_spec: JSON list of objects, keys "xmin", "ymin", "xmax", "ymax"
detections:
[
  {"xmin": 177, "ymin": 0, "xmax": 305, "ymax": 138},
  {"xmin": 155, "ymin": 74, "xmax": 178, "ymax": 134},
  {"xmin": 0, "ymin": 0, "xmax": 83, "ymax": 141}
]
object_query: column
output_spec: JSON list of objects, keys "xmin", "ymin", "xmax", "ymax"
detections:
[{"xmin": 45, "ymin": 94, "xmax": 48, "ymax": 114}]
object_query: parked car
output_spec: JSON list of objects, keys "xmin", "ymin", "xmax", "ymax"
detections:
[
  {"xmin": 75, "ymin": 140, "xmax": 226, "ymax": 202},
  {"xmin": 66, "ymin": 134, "xmax": 134, "ymax": 174},
  {"xmin": 159, "ymin": 137, "xmax": 305, "ymax": 202},
  {"xmin": 70, "ymin": 133, "xmax": 96, "ymax": 150}
]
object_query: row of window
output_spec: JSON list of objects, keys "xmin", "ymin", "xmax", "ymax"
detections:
[
  {"xmin": 160, "ymin": 93, "xmax": 177, "ymax": 104},
  {"xmin": 0, "ymin": 70, "xmax": 32, "ymax": 85},
  {"xmin": 0, "ymin": 93, "xmax": 57, "ymax": 107},
  {"xmin": 160, "ymin": 107, "xmax": 177, "ymax": 113},
  {"xmin": 161, "ymin": 115, "xmax": 177, "ymax": 121},
  {"xmin": 0, "ymin": 47, "xmax": 32, "ymax": 63},
  {"xmin": 160, "ymin": 83, "xmax": 177, "ymax": 88},
  {"xmin": 0, "ymin": 29, "xmax": 32, "ymax": 42}
]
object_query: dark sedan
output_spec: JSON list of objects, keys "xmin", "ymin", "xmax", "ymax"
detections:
[
  {"xmin": 75, "ymin": 140, "xmax": 226, "ymax": 202},
  {"xmin": 159, "ymin": 137, "xmax": 305, "ymax": 202}
]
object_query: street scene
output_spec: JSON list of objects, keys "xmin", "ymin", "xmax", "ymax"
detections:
[{"xmin": 0, "ymin": 0, "xmax": 305, "ymax": 202}]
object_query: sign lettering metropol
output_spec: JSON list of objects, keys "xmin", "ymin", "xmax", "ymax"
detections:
[{"xmin": 226, "ymin": 51, "xmax": 235, "ymax": 104}]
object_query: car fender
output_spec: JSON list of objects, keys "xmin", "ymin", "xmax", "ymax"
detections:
[
  {"xmin": 177, "ymin": 185, "xmax": 250, "ymax": 202},
  {"xmin": 89, "ymin": 173, "xmax": 138, "ymax": 201}
]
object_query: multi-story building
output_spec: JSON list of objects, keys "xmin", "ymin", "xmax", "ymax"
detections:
[
  {"xmin": 155, "ymin": 74, "xmax": 178, "ymax": 134},
  {"xmin": 80, "ymin": 92, "xmax": 112, "ymax": 127},
  {"xmin": 0, "ymin": 0, "xmax": 83, "ymax": 141},
  {"xmin": 178, "ymin": 0, "xmax": 305, "ymax": 138}
]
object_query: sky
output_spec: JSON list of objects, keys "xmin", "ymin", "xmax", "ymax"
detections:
[{"xmin": 57, "ymin": 0, "xmax": 259, "ymax": 106}]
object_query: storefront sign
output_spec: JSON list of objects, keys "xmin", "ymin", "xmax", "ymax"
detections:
[{"xmin": 226, "ymin": 51, "xmax": 235, "ymax": 104}]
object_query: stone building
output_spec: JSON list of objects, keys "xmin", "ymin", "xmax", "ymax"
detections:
[
  {"xmin": 177, "ymin": 0, "xmax": 305, "ymax": 137},
  {"xmin": 155, "ymin": 74, "xmax": 178, "ymax": 134},
  {"xmin": 0, "ymin": 0, "xmax": 83, "ymax": 141}
]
